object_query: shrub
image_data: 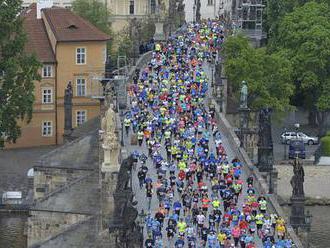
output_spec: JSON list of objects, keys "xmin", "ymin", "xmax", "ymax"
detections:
[{"xmin": 321, "ymin": 135, "xmax": 330, "ymax": 156}]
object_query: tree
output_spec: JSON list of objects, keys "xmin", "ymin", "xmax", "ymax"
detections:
[
  {"xmin": 265, "ymin": 0, "xmax": 328, "ymax": 47},
  {"xmin": 223, "ymin": 35, "xmax": 294, "ymax": 112},
  {"xmin": 0, "ymin": 0, "xmax": 41, "ymax": 147},
  {"xmin": 264, "ymin": 0, "xmax": 298, "ymax": 43},
  {"xmin": 273, "ymin": 2, "xmax": 330, "ymax": 134},
  {"xmin": 72, "ymin": 0, "xmax": 113, "ymax": 50}
]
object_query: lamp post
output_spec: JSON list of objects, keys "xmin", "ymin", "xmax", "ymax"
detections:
[
  {"xmin": 120, "ymin": 111, "xmax": 124, "ymax": 147},
  {"xmin": 211, "ymin": 64, "xmax": 214, "ymax": 89},
  {"xmin": 193, "ymin": 4, "xmax": 196, "ymax": 23},
  {"xmin": 137, "ymin": 209, "xmax": 146, "ymax": 234},
  {"xmin": 284, "ymin": 127, "xmax": 287, "ymax": 160}
]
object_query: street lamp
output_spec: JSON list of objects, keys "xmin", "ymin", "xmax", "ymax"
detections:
[
  {"xmin": 193, "ymin": 4, "xmax": 196, "ymax": 22},
  {"xmin": 284, "ymin": 127, "xmax": 287, "ymax": 160},
  {"xmin": 137, "ymin": 209, "xmax": 146, "ymax": 234},
  {"xmin": 211, "ymin": 64, "xmax": 214, "ymax": 88},
  {"xmin": 120, "ymin": 111, "xmax": 124, "ymax": 147},
  {"xmin": 304, "ymin": 210, "xmax": 312, "ymax": 248},
  {"xmin": 305, "ymin": 210, "xmax": 312, "ymax": 231}
]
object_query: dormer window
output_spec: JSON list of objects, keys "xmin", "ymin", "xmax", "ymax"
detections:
[{"xmin": 67, "ymin": 24, "xmax": 78, "ymax": 29}]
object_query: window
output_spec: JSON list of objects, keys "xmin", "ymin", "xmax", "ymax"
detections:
[
  {"xmin": 76, "ymin": 110, "xmax": 87, "ymax": 126},
  {"xmin": 150, "ymin": 0, "xmax": 156, "ymax": 14},
  {"xmin": 76, "ymin": 47, "xmax": 86, "ymax": 64},
  {"xmin": 42, "ymin": 121, "xmax": 52, "ymax": 136},
  {"xmin": 208, "ymin": 0, "xmax": 213, "ymax": 5},
  {"xmin": 129, "ymin": 0, "xmax": 134, "ymax": 15},
  {"xmin": 42, "ymin": 65, "xmax": 52, "ymax": 77},
  {"xmin": 76, "ymin": 78, "xmax": 86, "ymax": 96},
  {"xmin": 42, "ymin": 88, "xmax": 53, "ymax": 104}
]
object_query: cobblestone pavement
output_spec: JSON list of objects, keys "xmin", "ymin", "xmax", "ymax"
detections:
[{"xmin": 0, "ymin": 146, "xmax": 56, "ymax": 197}]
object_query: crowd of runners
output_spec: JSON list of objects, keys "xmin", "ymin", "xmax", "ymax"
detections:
[{"xmin": 124, "ymin": 20, "xmax": 294, "ymax": 248}]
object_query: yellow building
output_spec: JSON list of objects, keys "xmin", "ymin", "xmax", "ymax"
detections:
[
  {"xmin": 6, "ymin": 3, "xmax": 110, "ymax": 148},
  {"xmin": 107, "ymin": 0, "xmax": 169, "ymax": 32}
]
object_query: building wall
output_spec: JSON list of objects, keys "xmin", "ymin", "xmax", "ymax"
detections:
[
  {"xmin": 184, "ymin": 0, "xmax": 221, "ymax": 22},
  {"xmin": 107, "ymin": 0, "xmax": 149, "ymax": 16},
  {"xmin": 22, "ymin": 0, "xmax": 73, "ymax": 9},
  {"xmin": 219, "ymin": 0, "xmax": 233, "ymax": 19},
  {"xmin": 6, "ymin": 40, "xmax": 105, "ymax": 148},
  {"xmin": 33, "ymin": 167, "xmax": 89, "ymax": 199},
  {"xmin": 108, "ymin": 0, "xmax": 150, "ymax": 32},
  {"xmin": 55, "ymin": 41, "xmax": 104, "ymax": 143},
  {"xmin": 27, "ymin": 211, "xmax": 88, "ymax": 247},
  {"xmin": 5, "ymin": 65, "xmax": 57, "ymax": 149},
  {"xmin": 200, "ymin": 0, "xmax": 220, "ymax": 20}
]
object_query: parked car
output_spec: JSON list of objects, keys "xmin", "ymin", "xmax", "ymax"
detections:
[
  {"xmin": 288, "ymin": 140, "xmax": 306, "ymax": 159},
  {"xmin": 281, "ymin": 131, "xmax": 318, "ymax": 145}
]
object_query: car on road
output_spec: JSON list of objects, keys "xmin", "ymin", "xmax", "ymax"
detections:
[
  {"xmin": 281, "ymin": 131, "xmax": 318, "ymax": 145},
  {"xmin": 288, "ymin": 140, "xmax": 306, "ymax": 159}
]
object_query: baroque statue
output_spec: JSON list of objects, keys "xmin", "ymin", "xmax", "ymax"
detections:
[
  {"xmin": 103, "ymin": 106, "xmax": 117, "ymax": 134},
  {"xmin": 258, "ymin": 108, "xmax": 273, "ymax": 148},
  {"xmin": 64, "ymin": 81, "xmax": 73, "ymax": 135},
  {"xmin": 290, "ymin": 158, "xmax": 305, "ymax": 198},
  {"xmin": 101, "ymin": 106, "xmax": 120, "ymax": 169},
  {"xmin": 240, "ymin": 80, "xmax": 248, "ymax": 109}
]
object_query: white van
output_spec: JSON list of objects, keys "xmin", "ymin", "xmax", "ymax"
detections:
[{"xmin": 2, "ymin": 191, "xmax": 22, "ymax": 205}]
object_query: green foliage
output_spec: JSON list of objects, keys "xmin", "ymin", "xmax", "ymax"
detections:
[
  {"xmin": 223, "ymin": 35, "xmax": 294, "ymax": 112},
  {"xmin": 321, "ymin": 135, "xmax": 330, "ymax": 156},
  {"xmin": 265, "ymin": 0, "xmax": 329, "ymax": 44},
  {"xmin": 264, "ymin": 0, "xmax": 299, "ymax": 42},
  {"xmin": 72, "ymin": 0, "xmax": 113, "ymax": 51},
  {"xmin": 72, "ymin": 0, "xmax": 111, "ymax": 34},
  {"xmin": 273, "ymin": 2, "xmax": 330, "ymax": 112},
  {"xmin": 117, "ymin": 32, "xmax": 134, "ymax": 58},
  {"xmin": 114, "ymin": 17, "xmax": 155, "ymax": 61},
  {"xmin": 0, "ymin": 0, "xmax": 41, "ymax": 147}
]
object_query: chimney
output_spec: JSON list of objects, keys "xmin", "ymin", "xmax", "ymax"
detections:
[{"xmin": 37, "ymin": 0, "xmax": 53, "ymax": 19}]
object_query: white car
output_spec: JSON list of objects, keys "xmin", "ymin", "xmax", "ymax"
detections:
[{"xmin": 281, "ymin": 131, "xmax": 318, "ymax": 145}]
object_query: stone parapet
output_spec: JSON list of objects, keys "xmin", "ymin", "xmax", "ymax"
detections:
[
  {"xmin": 33, "ymin": 167, "xmax": 90, "ymax": 200},
  {"xmin": 27, "ymin": 211, "xmax": 89, "ymax": 247}
]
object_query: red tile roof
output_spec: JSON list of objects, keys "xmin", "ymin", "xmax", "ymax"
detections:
[
  {"xmin": 42, "ymin": 7, "xmax": 110, "ymax": 42},
  {"xmin": 22, "ymin": 4, "xmax": 56, "ymax": 63}
]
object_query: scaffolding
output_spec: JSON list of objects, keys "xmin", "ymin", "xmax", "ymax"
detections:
[{"xmin": 236, "ymin": 0, "xmax": 265, "ymax": 30}]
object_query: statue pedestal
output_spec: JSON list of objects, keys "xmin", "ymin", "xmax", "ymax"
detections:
[
  {"xmin": 101, "ymin": 143, "xmax": 120, "ymax": 229},
  {"xmin": 154, "ymin": 22, "xmax": 165, "ymax": 41},
  {"xmin": 101, "ymin": 144, "xmax": 120, "ymax": 173},
  {"xmin": 290, "ymin": 196, "xmax": 306, "ymax": 229},
  {"xmin": 257, "ymin": 146, "xmax": 274, "ymax": 172}
]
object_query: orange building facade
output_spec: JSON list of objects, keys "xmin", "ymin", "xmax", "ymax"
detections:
[{"xmin": 5, "ymin": 4, "xmax": 109, "ymax": 148}]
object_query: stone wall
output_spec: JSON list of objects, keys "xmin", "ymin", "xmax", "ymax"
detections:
[
  {"xmin": 27, "ymin": 211, "xmax": 89, "ymax": 247},
  {"xmin": 33, "ymin": 167, "xmax": 90, "ymax": 200},
  {"xmin": 226, "ymin": 111, "xmax": 259, "ymax": 162}
]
